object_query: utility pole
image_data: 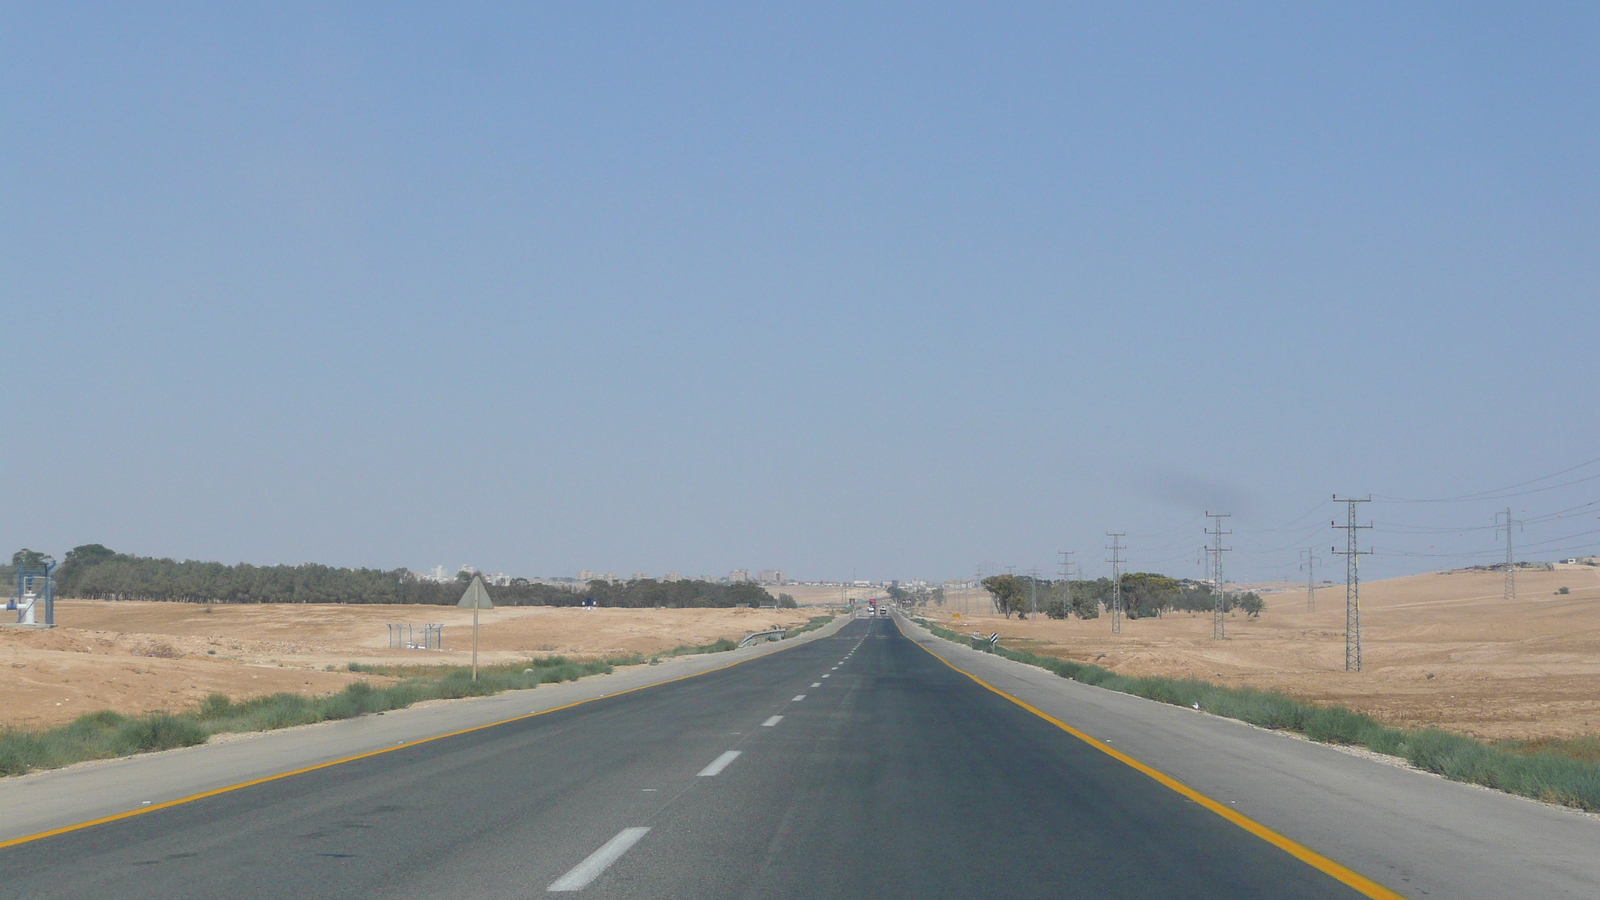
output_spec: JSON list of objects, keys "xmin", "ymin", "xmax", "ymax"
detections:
[
  {"xmin": 1206, "ymin": 512, "xmax": 1231, "ymax": 639},
  {"xmin": 1299, "ymin": 549, "xmax": 1321, "ymax": 612},
  {"xmin": 1106, "ymin": 534, "xmax": 1125, "ymax": 634},
  {"xmin": 1496, "ymin": 508, "xmax": 1517, "ymax": 601},
  {"xmin": 1332, "ymin": 496, "xmax": 1373, "ymax": 672}
]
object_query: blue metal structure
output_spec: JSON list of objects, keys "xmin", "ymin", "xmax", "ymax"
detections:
[{"xmin": 10, "ymin": 561, "xmax": 55, "ymax": 626}]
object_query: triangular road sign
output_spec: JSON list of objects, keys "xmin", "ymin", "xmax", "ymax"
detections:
[{"xmin": 458, "ymin": 575, "xmax": 494, "ymax": 609}]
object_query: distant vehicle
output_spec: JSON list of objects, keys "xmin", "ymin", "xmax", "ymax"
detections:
[{"xmin": 877, "ymin": 607, "xmax": 890, "ymax": 617}]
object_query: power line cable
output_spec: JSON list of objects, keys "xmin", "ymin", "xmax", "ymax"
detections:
[
  {"xmin": 1373, "ymin": 525, "xmax": 1600, "ymax": 558},
  {"xmin": 1374, "ymin": 500, "xmax": 1598, "ymax": 534},
  {"xmin": 1376, "ymin": 455, "xmax": 1600, "ymax": 503},
  {"xmin": 1250, "ymin": 499, "xmax": 1338, "ymax": 533}
]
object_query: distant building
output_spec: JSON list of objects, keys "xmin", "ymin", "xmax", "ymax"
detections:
[
  {"xmin": 728, "ymin": 569, "xmax": 751, "ymax": 583},
  {"xmin": 576, "ymin": 569, "xmax": 598, "ymax": 582},
  {"xmin": 664, "ymin": 571, "xmax": 682, "ymax": 582},
  {"xmin": 757, "ymin": 570, "xmax": 785, "ymax": 585},
  {"xmin": 632, "ymin": 571, "xmax": 649, "ymax": 582}
]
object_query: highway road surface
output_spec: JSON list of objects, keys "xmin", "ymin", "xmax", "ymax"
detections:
[{"xmin": 0, "ymin": 615, "xmax": 1403, "ymax": 899}]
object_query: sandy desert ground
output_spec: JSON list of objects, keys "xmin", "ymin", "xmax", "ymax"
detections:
[
  {"xmin": 926, "ymin": 564, "xmax": 1600, "ymax": 742},
  {"xmin": 10, "ymin": 566, "xmax": 1592, "ymax": 743},
  {"xmin": 769, "ymin": 583, "xmax": 883, "ymax": 606},
  {"xmin": 0, "ymin": 602, "xmax": 821, "ymax": 730}
]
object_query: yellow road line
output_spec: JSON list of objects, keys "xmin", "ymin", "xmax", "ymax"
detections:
[
  {"xmin": 896, "ymin": 617, "xmax": 1409, "ymax": 900},
  {"xmin": 0, "ymin": 630, "xmax": 826, "ymax": 851}
]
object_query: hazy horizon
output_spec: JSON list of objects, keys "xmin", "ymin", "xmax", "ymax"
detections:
[{"xmin": 5, "ymin": 5, "xmax": 1597, "ymax": 584}]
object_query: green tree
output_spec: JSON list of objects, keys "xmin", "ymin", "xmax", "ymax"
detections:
[
  {"xmin": 57, "ymin": 544, "xmax": 118, "ymax": 592},
  {"xmin": 777, "ymin": 593, "xmax": 798, "ymax": 609},
  {"xmin": 11, "ymin": 549, "xmax": 53, "ymax": 570},
  {"xmin": 1121, "ymin": 573, "xmax": 1179, "ymax": 619},
  {"xmin": 981, "ymin": 574, "xmax": 1028, "ymax": 619},
  {"xmin": 725, "ymin": 581, "xmax": 774, "ymax": 608}
]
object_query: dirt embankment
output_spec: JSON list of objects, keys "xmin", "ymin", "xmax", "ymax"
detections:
[
  {"xmin": 0, "ymin": 602, "xmax": 817, "ymax": 730},
  {"xmin": 926, "ymin": 565, "xmax": 1600, "ymax": 741}
]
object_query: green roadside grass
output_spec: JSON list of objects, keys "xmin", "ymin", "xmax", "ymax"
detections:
[
  {"xmin": 912, "ymin": 617, "xmax": 1600, "ymax": 812},
  {"xmin": 786, "ymin": 615, "xmax": 835, "ymax": 638},
  {"xmin": 0, "ymin": 615, "xmax": 834, "ymax": 777}
]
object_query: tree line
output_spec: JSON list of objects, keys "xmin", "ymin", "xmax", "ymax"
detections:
[
  {"xmin": 980, "ymin": 573, "xmax": 1265, "ymax": 620},
  {"xmin": 885, "ymin": 582, "xmax": 945, "ymax": 607},
  {"xmin": 12, "ymin": 545, "xmax": 777, "ymax": 608}
]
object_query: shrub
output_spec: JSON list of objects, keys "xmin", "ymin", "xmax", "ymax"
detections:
[
  {"xmin": 787, "ymin": 615, "xmax": 834, "ymax": 637},
  {"xmin": 116, "ymin": 715, "xmax": 208, "ymax": 753}
]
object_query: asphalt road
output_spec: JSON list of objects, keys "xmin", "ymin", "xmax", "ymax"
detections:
[{"xmin": 0, "ymin": 616, "xmax": 1386, "ymax": 899}]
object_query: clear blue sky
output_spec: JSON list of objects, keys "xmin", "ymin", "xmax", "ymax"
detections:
[{"xmin": 4, "ymin": 3, "xmax": 1597, "ymax": 583}]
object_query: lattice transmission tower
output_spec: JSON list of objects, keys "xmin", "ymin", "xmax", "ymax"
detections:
[
  {"xmin": 1058, "ymin": 550, "xmax": 1074, "ymax": 618},
  {"xmin": 1207, "ymin": 512, "xmax": 1231, "ymax": 639},
  {"xmin": 1332, "ymin": 496, "xmax": 1372, "ymax": 672},
  {"xmin": 1496, "ymin": 508, "xmax": 1518, "ymax": 601},
  {"xmin": 1300, "ymin": 548, "xmax": 1321, "ymax": 612},
  {"xmin": 1106, "ymin": 533, "xmax": 1125, "ymax": 634}
]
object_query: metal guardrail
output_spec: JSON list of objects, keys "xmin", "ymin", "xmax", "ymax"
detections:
[{"xmin": 737, "ymin": 628, "xmax": 787, "ymax": 648}]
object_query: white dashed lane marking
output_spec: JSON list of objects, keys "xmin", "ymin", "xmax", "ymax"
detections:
[
  {"xmin": 698, "ymin": 751, "xmax": 741, "ymax": 777},
  {"xmin": 762, "ymin": 716, "xmax": 784, "ymax": 727},
  {"xmin": 548, "ymin": 827, "xmax": 650, "ymax": 892},
  {"xmin": 792, "ymin": 695, "xmax": 805, "ymax": 702}
]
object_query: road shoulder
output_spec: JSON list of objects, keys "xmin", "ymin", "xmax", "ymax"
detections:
[
  {"xmin": 0, "ymin": 614, "xmax": 850, "ymax": 846},
  {"xmin": 897, "ymin": 613, "xmax": 1600, "ymax": 900}
]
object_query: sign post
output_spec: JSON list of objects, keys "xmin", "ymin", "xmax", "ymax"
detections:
[{"xmin": 457, "ymin": 575, "xmax": 494, "ymax": 681}]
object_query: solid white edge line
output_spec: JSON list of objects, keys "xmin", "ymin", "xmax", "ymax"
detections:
[
  {"xmin": 548, "ymin": 827, "xmax": 650, "ymax": 892},
  {"xmin": 762, "ymin": 715, "xmax": 784, "ymax": 727},
  {"xmin": 792, "ymin": 695, "xmax": 806, "ymax": 701},
  {"xmin": 697, "ymin": 750, "xmax": 741, "ymax": 777}
]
